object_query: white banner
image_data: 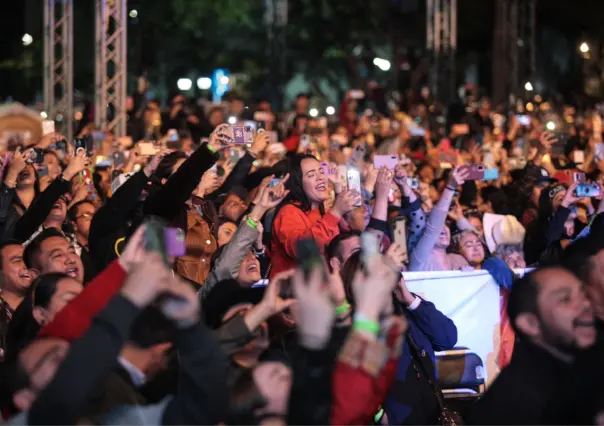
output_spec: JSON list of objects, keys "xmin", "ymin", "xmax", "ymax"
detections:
[{"xmin": 403, "ymin": 270, "xmax": 501, "ymax": 384}]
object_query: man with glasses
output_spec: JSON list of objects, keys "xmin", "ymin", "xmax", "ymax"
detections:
[{"xmin": 68, "ymin": 200, "xmax": 97, "ymax": 282}]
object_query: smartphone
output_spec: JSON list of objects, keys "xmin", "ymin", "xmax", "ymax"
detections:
[
  {"xmin": 92, "ymin": 131, "xmax": 105, "ymax": 152},
  {"xmin": 574, "ymin": 171, "xmax": 586, "ymax": 184},
  {"xmin": 346, "ymin": 168, "xmax": 362, "ymax": 207},
  {"xmin": 144, "ymin": 217, "xmax": 169, "ymax": 264},
  {"xmin": 299, "ymin": 134, "xmax": 311, "ymax": 150},
  {"xmin": 268, "ymin": 178, "xmax": 281, "ymax": 188},
  {"xmin": 164, "ymin": 227, "xmax": 186, "ymax": 257},
  {"xmin": 167, "ymin": 129, "xmax": 179, "ymax": 142},
  {"xmin": 360, "ymin": 232, "xmax": 380, "ymax": 272},
  {"xmin": 55, "ymin": 139, "xmax": 67, "ymax": 152},
  {"xmin": 229, "ymin": 148, "xmax": 241, "ymax": 163},
  {"xmin": 406, "ymin": 177, "xmax": 419, "ymax": 189},
  {"xmin": 390, "ymin": 217, "xmax": 409, "ymax": 263},
  {"xmin": 575, "ymin": 183, "xmax": 601, "ymax": 198},
  {"xmin": 74, "ymin": 136, "xmax": 93, "ymax": 156},
  {"xmin": 349, "ymin": 89, "xmax": 365, "ymax": 100},
  {"xmin": 460, "ymin": 164, "xmax": 485, "ymax": 180},
  {"xmin": 373, "ymin": 155, "xmax": 398, "ymax": 170},
  {"xmin": 410, "ymin": 127, "xmax": 426, "ymax": 137},
  {"xmin": 516, "ymin": 115, "xmax": 530, "ymax": 126},
  {"xmin": 80, "ymin": 167, "xmax": 96, "ymax": 200},
  {"xmin": 139, "ymin": 142, "xmax": 159, "ymax": 156},
  {"xmin": 37, "ymin": 165, "xmax": 49, "ymax": 177},
  {"xmin": 42, "ymin": 120, "xmax": 55, "ymax": 136},
  {"xmin": 296, "ymin": 238, "xmax": 324, "ymax": 280},
  {"xmin": 231, "ymin": 125, "xmax": 254, "ymax": 145},
  {"xmin": 26, "ymin": 148, "xmax": 45, "ymax": 164},
  {"xmin": 112, "ymin": 152, "xmax": 126, "ymax": 168},
  {"xmin": 483, "ymin": 168, "xmax": 499, "ymax": 181},
  {"xmin": 255, "ymin": 121, "xmax": 267, "ymax": 132}
]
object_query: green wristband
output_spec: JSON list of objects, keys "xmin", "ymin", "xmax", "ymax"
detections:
[
  {"xmin": 353, "ymin": 318, "xmax": 380, "ymax": 335},
  {"xmin": 246, "ymin": 216, "xmax": 258, "ymax": 229},
  {"xmin": 335, "ymin": 302, "xmax": 351, "ymax": 315},
  {"xmin": 206, "ymin": 144, "xmax": 217, "ymax": 153}
]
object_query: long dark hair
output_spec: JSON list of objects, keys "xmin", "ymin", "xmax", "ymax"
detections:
[
  {"xmin": 273, "ymin": 154, "xmax": 325, "ymax": 220},
  {"xmin": 228, "ymin": 368, "xmax": 268, "ymax": 424},
  {"xmin": 4, "ymin": 273, "xmax": 69, "ymax": 362}
]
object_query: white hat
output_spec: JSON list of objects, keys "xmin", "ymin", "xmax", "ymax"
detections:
[
  {"xmin": 483, "ymin": 213, "xmax": 526, "ymax": 253},
  {"xmin": 111, "ymin": 172, "xmax": 135, "ymax": 195}
]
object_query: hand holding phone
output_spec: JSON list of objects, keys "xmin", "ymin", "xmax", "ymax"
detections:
[
  {"xmin": 373, "ymin": 155, "xmax": 399, "ymax": 170},
  {"xmin": 390, "ymin": 218, "xmax": 409, "ymax": 263},
  {"xmin": 346, "ymin": 168, "xmax": 362, "ymax": 207},
  {"xmin": 231, "ymin": 125, "xmax": 254, "ymax": 145}
]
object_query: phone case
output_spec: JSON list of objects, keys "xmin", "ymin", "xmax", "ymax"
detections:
[
  {"xmin": 164, "ymin": 228, "xmax": 186, "ymax": 257},
  {"xmin": 360, "ymin": 232, "xmax": 380, "ymax": 269},
  {"xmin": 391, "ymin": 217, "xmax": 409, "ymax": 263},
  {"xmin": 320, "ymin": 162, "xmax": 329, "ymax": 175},
  {"xmin": 373, "ymin": 155, "xmax": 398, "ymax": 170},
  {"xmin": 232, "ymin": 125, "xmax": 254, "ymax": 145},
  {"xmin": 460, "ymin": 164, "xmax": 485, "ymax": 180},
  {"xmin": 347, "ymin": 169, "xmax": 362, "ymax": 207}
]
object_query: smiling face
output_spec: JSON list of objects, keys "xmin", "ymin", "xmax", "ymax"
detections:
[
  {"xmin": 34, "ymin": 236, "xmax": 84, "ymax": 283},
  {"xmin": 47, "ymin": 197, "xmax": 67, "ymax": 224},
  {"xmin": 300, "ymin": 158, "xmax": 328, "ymax": 206},
  {"xmin": 0, "ymin": 244, "xmax": 32, "ymax": 294},
  {"xmin": 533, "ymin": 268, "xmax": 596, "ymax": 352},
  {"xmin": 237, "ymin": 252, "xmax": 261, "ymax": 286},
  {"xmin": 217, "ymin": 221, "xmax": 237, "ymax": 247}
]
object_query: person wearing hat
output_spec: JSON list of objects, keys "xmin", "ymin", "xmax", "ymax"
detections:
[{"xmin": 483, "ymin": 213, "xmax": 526, "ymax": 256}]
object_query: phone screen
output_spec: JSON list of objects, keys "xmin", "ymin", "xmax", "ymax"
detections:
[{"xmin": 346, "ymin": 168, "xmax": 362, "ymax": 207}]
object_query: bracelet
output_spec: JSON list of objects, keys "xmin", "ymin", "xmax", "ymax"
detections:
[
  {"xmin": 335, "ymin": 302, "xmax": 351, "ymax": 316},
  {"xmin": 246, "ymin": 216, "xmax": 258, "ymax": 229},
  {"xmin": 353, "ymin": 313, "xmax": 380, "ymax": 335},
  {"xmin": 206, "ymin": 144, "xmax": 217, "ymax": 153}
]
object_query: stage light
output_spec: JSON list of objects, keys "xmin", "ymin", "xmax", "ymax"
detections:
[
  {"xmin": 177, "ymin": 78, "xmax": 192, "ymax": 91},
  {"xmin": 197, "ymin": 77, "xmax": 212, "ymax": 90},
  {"xmin": 326, "ymin": 106, "xmax": 335, "ymax": 115}
]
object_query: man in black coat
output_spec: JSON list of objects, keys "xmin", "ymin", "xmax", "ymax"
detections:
[{"xmin": 467, "ymin": 266, "xmax": 597, "ymax": 425}]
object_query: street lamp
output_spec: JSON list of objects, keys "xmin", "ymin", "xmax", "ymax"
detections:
[
  {"xmin": 22, "ymin": 34, "xmax": 33, "ymax": 46},
  {"xmin": 580, "ymin": 42, "xmax": 590, "ymax": 53},
  {"xmin": 373, "ymin": 57, "xmax": 391, "ymax": 71},
  {"xmin": 197, "ymin": 77, "xmax": 212, "ymax": 90},
  {"xmin": 177, "ymin": 78, "xmax": 192, "ymax": 91}
]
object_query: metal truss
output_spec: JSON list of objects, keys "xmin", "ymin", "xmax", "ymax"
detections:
[
  {"xmin": 493, "ymin": 0, "xmax": 536, "ymax": 105},
  {"xmin": 43, "ymin": 0, "xmax": 74, "ymax": 141},
  {"xmin": 426, "ymin": 0, "xmax": 457, "ymax": 104},
  {"xmin": 95, "ymin": 0, "xmax": 128, "ymax": 137}
]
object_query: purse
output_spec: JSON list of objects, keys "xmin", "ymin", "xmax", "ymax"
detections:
[{"xmin": 407, "ymin": 335, "xmax": 464, "ymax": 426}]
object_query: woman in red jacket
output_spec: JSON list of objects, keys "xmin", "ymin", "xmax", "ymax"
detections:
[{"xmin": 270, "ymin": 154, "xmax": 358, "ymax": 276}]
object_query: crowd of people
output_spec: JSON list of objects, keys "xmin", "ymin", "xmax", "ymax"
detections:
[{"xmin": 0, "ymin": 85, "xmax": 603, "ymax": 425}]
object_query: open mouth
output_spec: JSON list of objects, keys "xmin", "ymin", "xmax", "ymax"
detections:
[
  {"xmin": 65, "ymin": 267, "xmax": 79, "ymax": 278},
  {"xmin": 18, "ymin": 169, "xmax": 30, "ymax": 180},
  {"xmin": 315, "ymin": 182, "xmax": 327, "ymax": 191},
  {"xmin": 19, "ymin": 271, "xmax": 30, "ymax": 280},
  {"xmin": 246, "ymin": 264, "xmax": 258, "ymax": 273},
  {"xmin": 52, "ymin": 202, "xmax": 62, "ymax": 210}
]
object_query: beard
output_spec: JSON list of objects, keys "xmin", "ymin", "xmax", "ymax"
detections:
[{"xmin": 538, "ymin": 317, "xmax": 583, "ymax": 358}]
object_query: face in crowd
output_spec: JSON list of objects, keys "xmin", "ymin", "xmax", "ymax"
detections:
[
  {"xmin": 457, "ymin": 231, "xmax": 486, "ymax": 267},
  {"xmin": 516, "ymin": 267, "xmax": 596, "ymax": 356},
  {"xmin": 30, "ymin": 236, "xmax": 84, "ymax": 283},
  {"xmin": 0, "ymin": 244, "xmax": 32, "ymax": 295},
  {"xmin": 300, "ymin": 158, "xmax": 328, "ymax": 206}
]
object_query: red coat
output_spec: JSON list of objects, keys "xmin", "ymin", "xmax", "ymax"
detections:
[
  {"xmin": 39, "ymin": 260, "xmax": 127, "ymax": 341},
  {"xmin": 270, "ymin": 204, "xmax": 340, "ymax": 277},
  {"xmin": 331, "ymin": 318, "xmax": 406, "ymax": 425}
]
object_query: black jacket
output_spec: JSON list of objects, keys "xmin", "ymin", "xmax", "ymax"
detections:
[
  {"xmin": 88, "ymin": 170, "xmax": 149, "ymax": 274},
  {"xmin": 466, "ymin": 339, "xmax": 572, "ymax": 425}
]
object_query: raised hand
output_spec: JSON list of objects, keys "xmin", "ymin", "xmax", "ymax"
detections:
[
  {"xmin": 196, "ymin": 167, "xmax": 221, "ymax": 198},
  {"xmin": 62, "ymin": 151, "xmax": 89, "ymax": 181},
  {"xmin": 351, "ymin": 255, "xmax": 399, "ymax": 322},
  {"xmin": 244, "ymin": 269, "xmax": 297, "ymax": 331},
  {"xmin": 331, "ymin": 189, "xmax": 360, "ymax": 218},
  {"xmin": 5, "ymin": 148, "xmax": 28, "ymax": 185},
  {"xmin": 144, "ymin": 149, "xmax": 172, "ymax": 177},
  {"xmin": 539, "ymin": 131, "xmax": 559, "ymax": 154},
  {"xmin": 249, "ymin": 131, "xmax": 271, "ymax": 157},
  {"xmin": 159, "ymin": 276, "xmax": 201, "ymax": 328},
  {"xmin": 120, "ymin": 252, "xmax": 173, "ymax": 308},
  {"xmin": 209, "ymin": 124, "xmax": 233, "ymax": 151},
  {"xmin": 117, "ymin": 225, "xmax": 147, "ymax": 272},
  {"xmin": 385, "ymin": 242, "xmax": 407, "ymax": 272},
  {"xmin": 561, "ymin": 182, "xmax": 581, "ymax": 208},
  {"xmin": 447, "ymin": 166, "xmax": 469, "ymax": 188},
  {"xmin": 292, "ymin": 266, "xmax": 335, "ymax": 349},
  {"xmin": 375, "ymin": 167, "xmax": 394, "ymax": 200},
  {"xmin": 255, "ymin": 174, "xmax": 291, "ymax": 211}
]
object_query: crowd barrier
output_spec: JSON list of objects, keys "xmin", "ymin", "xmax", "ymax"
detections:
[{"xmin": 405, "ymin": 269, "xmax": 531, "ymax": 385}]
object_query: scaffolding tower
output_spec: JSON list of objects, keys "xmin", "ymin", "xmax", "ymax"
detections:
[
  {"xmin": 492, "ymin": 0, "xmax": 537, "ymax": 106},
  {"xmin": 43, "ymin": 0, "xmax": 74, "ymax": 141},
  {"xmin": 95, "ymin": 0, "xmax": 128, "ymax": 138},
  {"xmin": 426, "ymin": 0, "xmax": 457, "ymax": 105}
]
